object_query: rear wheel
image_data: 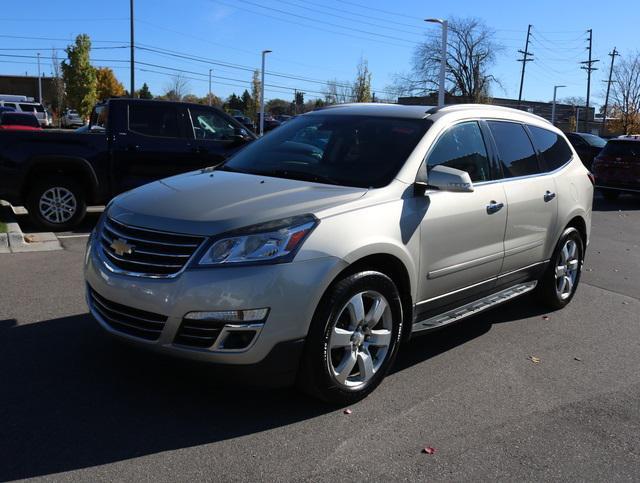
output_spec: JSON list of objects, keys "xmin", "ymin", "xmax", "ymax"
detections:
[
  {"xmin": 535, "ymin": 227, "xmax": 584, "ymax": 310},
  {"xmin": 26, "ymin": 176, "xmax": 86, "ymax": 231},
  {"xmin": 297, "ymin": 271, "xmax": 403, "ymax": 404}
]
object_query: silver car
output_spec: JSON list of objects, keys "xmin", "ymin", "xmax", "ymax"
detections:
[{"xmin": 84, "ymin": 104, "xmax": 593, "ymax": 404}]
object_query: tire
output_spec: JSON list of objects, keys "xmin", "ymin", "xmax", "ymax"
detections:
[
  {"xmin": 26, "ymin": 176, "xmax": 87, "ymax": 231},
  {"xmin": 297, "ymin": 271, "xmax": 404, "ymax": 405},
  {"xmin": 601, "ymin": 189, "xmax": 620, "ymax": 201},
  {"xmin": 535, "ymin": 227, "xmax": 584, "ymax": 310}
]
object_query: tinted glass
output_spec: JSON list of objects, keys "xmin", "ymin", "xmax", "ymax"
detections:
[
  {"xmin": 0, "ymin": 113, "xmax": 39, "ymax": 127},
  {"xmin": 190, "ymin": 107, "xmax": 236, "ymax": 140},
  {"xmin": 19, "ymin": 103, "xmax": 44, "ymax": 112},
  {"xmin": 601, "ymin": 140, "xmax": 640, "ymax": 158},
  {"xmin": 224, "ymin": 115, "xmax": 431, "ymax": 188},
  {"xmin": 4, "ymin": 103, "xmax": 16, "ymax": 109},
  {"xmin": 90, "ymin": 105, "xmax": 108, "ymax": 130},
  {"xmin": 426, "ymin": 121, "xmax": 491, "ymax": 182},
  {"xmin": 528, "ymin": 126, "xmax": 573, "ymax": 171},
  {"xmin": 580, "ymin": 133, "xmax": 606, "ymax": 148},
  {"xmin": 488, "ymin": 121, "xmax": 540, "ymax": 177},
  {"xmin": 129, "ymin": 103, "xmax": 180, "ymax": 137}
]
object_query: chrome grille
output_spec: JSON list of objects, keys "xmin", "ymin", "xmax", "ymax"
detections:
[
  {"xmin": 99, "ymin": 217, "xmax": 205, "ymax": 277},
  {"xmin": 89, "ymin": 288, "xmax": 167, "ymax": 341}
]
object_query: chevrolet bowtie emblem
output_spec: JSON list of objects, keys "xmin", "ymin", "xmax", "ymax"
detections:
[{"xmin": 110, "ymin": 238, "xmax": 135, "ymax": 256}]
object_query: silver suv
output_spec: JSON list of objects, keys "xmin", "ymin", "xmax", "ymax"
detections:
[{"xmin": 84, "ymin": 104, "xmax": 593, "ymax": 404}]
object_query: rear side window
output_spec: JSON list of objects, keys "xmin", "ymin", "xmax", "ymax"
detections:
[
  {"xmin": 488, "ymin": 121, "xmax": 540, "ymax": 178},
  {"xmin": 129, "ymin": 103, "xmax": 181, "ymax": 138},
  {"xmin": 0, "ymin": 113, "xmax": 39, "ymax": 127},
  {"xmin": 601, "ymin": 141, "xmax": 640, "ymax": 157},
  {"xmin": 4, "ymin": 103, "xmax": 17, "ymax": 109},
  {"xmin": 426, "ymin": 121, "xmax": 491, "ymax": 182},
  {"xmin": 528, "ymin": 126, "xmax": 573, "ymax": 171}
]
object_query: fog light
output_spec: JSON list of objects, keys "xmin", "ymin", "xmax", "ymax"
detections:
[{"xmin": 184, "ymin": 308, "xmax": 269, "ymax": 323}]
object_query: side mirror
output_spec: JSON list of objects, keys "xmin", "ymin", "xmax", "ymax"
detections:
[{"xmin": 418, "ymin": 165, "xmax": 474, "ymax": 193}]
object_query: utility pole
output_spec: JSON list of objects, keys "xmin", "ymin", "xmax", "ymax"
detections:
[
  {"xmin": 580, "ymin": 29, "xmax": 599, "ymax": 132},
  {"xmin": 517, "ymin": 24, "xmax": 534, "ymax": 106},
  {"xmin": 130, "ymin": 0, "xmax": 135, "ymax": 98},
  {"xmin": 552, "ymin": 85, "xmax": 566, "ymax": 125},
  {"xmin": 208, "ymin": 68, "xmax": 213, "ymax": 106},
  {"xmin": 36, "ymin": 52, "xmax": 42, "ymax": 103},
  {"xmin": 602, "ymin": 47, "xmax": 619, "ymax": 135}
]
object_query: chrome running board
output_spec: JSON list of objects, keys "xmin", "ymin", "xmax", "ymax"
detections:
[{"xmin": 412, "ymin": 281, "xmax": 537, "ymax": 332}]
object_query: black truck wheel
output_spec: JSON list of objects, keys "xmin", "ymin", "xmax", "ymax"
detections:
[{"xmin": 26, "ymin": 176, "xmax": 87, "ymax": 231}]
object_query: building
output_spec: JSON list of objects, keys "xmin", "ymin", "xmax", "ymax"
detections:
[
  {"xmin": 0, "ymin": 75, "xmax": 56, "ymax": 106},
  {"xmin": 398, "ymin": 94, "xmax": 607, "ymax": 135}
]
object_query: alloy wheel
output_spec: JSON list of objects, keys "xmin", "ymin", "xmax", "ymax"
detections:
[
  {"xmin": 555, "ymin": 239, "xmax": 580, "ymax": 300},
  {"xmin": 327, "ymin": 290, "xmax": 393, "ymax": 389},
  {"xmin": 39, "ymin": 187, "xmax": 77, "ymax": 224}
]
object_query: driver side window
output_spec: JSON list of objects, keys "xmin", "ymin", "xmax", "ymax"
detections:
[
  {"xmin": 189, "ymin": 108, "xmax": 236, "ymax": 141},
  {"xmin": 427, "ymin": 121, "xmax": 491, "ymax": 182}
]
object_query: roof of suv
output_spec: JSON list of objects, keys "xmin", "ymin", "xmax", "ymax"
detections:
[{"xmin": 310, "ymin": 102, "xmax": 551, "ymax": 125}]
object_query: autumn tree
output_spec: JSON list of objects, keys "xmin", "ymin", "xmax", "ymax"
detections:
[
  {"xmin": 392, "ymin": 17, "xmax": 502, "ymax": 102},
  {"xmin": 609, "ymin": 51, "xmax": 640, "ymax": 134},
  {"xmin": 353, "ymin": 58, "xmax": 372, "ymax": 103},
  {"xmin": 95, "ymin": 67, "xmax": 126, "ymax": 100},
  {"xmin": 250, "ymin": 70, "xmax": 261, "ymax": 120},
  {"xmin": 61, "ymin": 34, "xmax": 97, "ymax": 119}
]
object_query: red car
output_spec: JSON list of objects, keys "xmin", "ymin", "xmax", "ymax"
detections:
[
  {"xmin": 0, "ymin": 112, "xmax": 42, "ymax": 131},
  {"xmin": 592, "ymin": 136, "xmax": 640, "ymax": 200}
]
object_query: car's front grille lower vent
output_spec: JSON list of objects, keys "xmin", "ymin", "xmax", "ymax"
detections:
[
  {"xmin": 89, "ymin": 288, "xmax": 167, "ymax": 341},
  {"xmin": 100, "ymin": 217, "xmax": 204, "ymax": 277},
  {"xmin": 174, "ymin": 319, "xmax": 224, "ymax": 348}
]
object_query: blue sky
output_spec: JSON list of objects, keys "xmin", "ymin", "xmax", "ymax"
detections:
[{"xmin": 1, "ymin": 0, "xmax": 637, "ymax": 107}]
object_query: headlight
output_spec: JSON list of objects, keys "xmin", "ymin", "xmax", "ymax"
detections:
[{"xmin": 197, "ymin": 215, "xmax": 318, "ymax": 266}]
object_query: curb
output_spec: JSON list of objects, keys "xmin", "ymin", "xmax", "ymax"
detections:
[{"xmin": 0, "ymin": 200, "xmax": 62, "ymax": 253}]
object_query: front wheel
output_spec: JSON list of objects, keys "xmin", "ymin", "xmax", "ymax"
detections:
[
  {"xmin": 535, "ymin": 227, "xmax": 584, "ymax": 310},
  {"xmin": 297, "ymin": 271, "xmax": 404, "ymax": 405}
]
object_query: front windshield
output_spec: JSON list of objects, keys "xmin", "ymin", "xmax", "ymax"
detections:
[
  {"xmin": 581, "ymin": 133, "xmax": 606, "ymax": 148},
  {"xmin": 223, "ymin": 114, "xmax": 431, "ymax": 188}
]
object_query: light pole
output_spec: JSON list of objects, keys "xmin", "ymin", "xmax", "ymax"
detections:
[
  {"xmin": 551, "ymin": 85, "xmax": 566, "ymax": 125},
  {"xmin": 260, "ymin": 49, "xmax": 272, "ymax": 136},
  {"xmin": 425, "ymin": 18, "xmax": 448, "ymax": 107},
  {"xmin": 36, "ymin": 52, "xmax": 42, "ymax": 103},
  {"xmin": 208, "ymin": 68, "xmax": 213, "ymax": 106}
]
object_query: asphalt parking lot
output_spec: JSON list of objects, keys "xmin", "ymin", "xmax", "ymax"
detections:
[{"xmin": 1, "ymin": 195, "xmax": 639, "ymax": 481}]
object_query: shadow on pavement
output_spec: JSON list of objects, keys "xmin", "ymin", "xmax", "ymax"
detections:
[
  {"xmin": 0, "ymin": 294, "xmax": 545, "ymax": 480},
  {"xmin": 592, "ymin": 193, "xmax": 640, "ymax": 212}
]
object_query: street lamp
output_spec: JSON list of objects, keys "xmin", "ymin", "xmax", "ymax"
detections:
[
  {"xmin": 260, "ymin": 49, "xmax": 272, "ymax": 136},
  {"xmin": 425, "ymin": 18, "xmax": 448, "ymax": 107},
  {"xmin": 208, "ymin": 68, "xmax": 213, "ymax": 106},
  {"xmin": 551, "ymin": 85, "xmax": 566, "ymax": 125}
]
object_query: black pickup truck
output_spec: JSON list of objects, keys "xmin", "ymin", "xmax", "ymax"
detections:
[{"xmin": 0, "ymin": 98, "xmax": 256, "ymax": 230}]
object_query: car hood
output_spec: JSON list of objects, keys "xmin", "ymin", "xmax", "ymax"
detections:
[{"xmin": 110, "ymin": 170, "xmax": 368, "ymax": 236}]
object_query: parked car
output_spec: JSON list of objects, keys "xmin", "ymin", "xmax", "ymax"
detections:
[
  {"xmin": 61, "ymin": 109, "xmax": 85, "ymax": 128},
  {"xmin": 591, "ymin": 136, "xmax": 640, "ymax": 200},
  {"xmin": 255, "ymin": 113, "xmax": 282, "ymax": 132},
  {"xmin": 565, "ymin": 132, "xmax": 607, "ymax": 169},
  {"xmin": 0, "ymin": 100, "xmax": 47, "ymax": 127},
  {"xmin": 84, "ymin": 103, "xmax": 593, "ymax": 404},
  {"xmin": 0, "ymin": 105, "xmax": 16, "ymax": 115},
  {"xmin": 274, "ymin": 114, "xmax": 293, "ymax": 123},
  {"xmin": 233, "ymin": 115, "xmax": 255, "ymax": 132},
  {"xmin": 0, "ymin": 112, "xmax": 42, "ymax": 131},
  {"xmin": 0, "ymin": 98, "xmax": 256, "ymax": 230}
]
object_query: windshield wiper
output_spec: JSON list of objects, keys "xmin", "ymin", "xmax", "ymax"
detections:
[{"xmin": 254, "ymin": 169, "xmax": 345, "ymax": 186}]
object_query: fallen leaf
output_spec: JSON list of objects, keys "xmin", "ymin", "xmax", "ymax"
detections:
[
  {"xmin": 422, "ymin": 447, "xmax": 436, "ymax": 454},
  {"xmin": 529, "ymin": 356, "xmax": 541, "ymax": 364},
  {"xmin": 343, "ymin": 409, "xmax": 352, "ymax": 415},
  {"xmin": 542, "ymin": 315, "xmax": 550, "ymax": 321},
  {"xmin": 24, "ymin": 235, "xmax": 35, "ymax": 243},
  {"xmin": 574, "ymin": 357, "xmax": 582, "ymax": 362}
]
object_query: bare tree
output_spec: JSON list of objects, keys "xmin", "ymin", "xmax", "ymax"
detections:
[
  {"xmin": 163, "ymin": 74, "xmax": 190, "ymax": 101},
  {"xmin": 393, "ymin": 17, "xmax": 503, "ymax": 102},
  {"xmin": 324, "ymin": 79, "xmax": 352, "ymax": 104},
  {"xmin": 609, "ymin": 51, "xmax": 640, "ymax": 134},
  {"xmin": 51, "ymin": 50, "xmax": 66, "ymax": 125},
  {"xmin": 352, "ymin": 57, "xmax": 372, "ymax": 103}
]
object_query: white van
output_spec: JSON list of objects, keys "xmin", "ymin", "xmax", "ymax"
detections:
[{"xmin": 0, "ymin": 100, "xmax": 47, "ymax": 127}]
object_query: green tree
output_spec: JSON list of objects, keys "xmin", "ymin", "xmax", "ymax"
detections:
[
  {"xmin": 240, "ymin": 89, "xmax": 253, "ymax": 114},
  {"xmin": 353, "ymin": 58, "xmax": 372, "ymax": 103},
  {"xmin": 61, "ymin": 34, "xmax": 97, "ymax": 119},
  {"xmin": 138, "ymin": 82, "xmax": 153, "ymax": 99},
  {"xmin": 226, "ymin": 93, "xmax": 244, "ymax": 112},
  {"xmin": 266, "ymin": 98, "xmax": 290, "ymax": 115},
  {"xmin": 95, "ymin": 67, "xmax": 125, "ymax": 100},
  {"xmin": 250, "ymin": 70, "xmax": 261, "ymax": 119}
]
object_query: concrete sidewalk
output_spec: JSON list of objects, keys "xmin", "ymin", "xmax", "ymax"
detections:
[{"xmin": 0, "ymin": 200, "xmax": 62, "ymax": 253}]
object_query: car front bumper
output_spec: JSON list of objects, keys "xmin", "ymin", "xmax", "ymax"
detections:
[{"xmin": 84, "ymin": 235, "xmax": 347, "ymax": 376}]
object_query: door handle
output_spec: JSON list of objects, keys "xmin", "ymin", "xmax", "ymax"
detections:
[
  {"xmin": 486, "ymin": 201, "xmax": 504, "ymax": 214},
  {"xmin": 544, "ymin": 191, "xmax": 556, "ymax": 202}
]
